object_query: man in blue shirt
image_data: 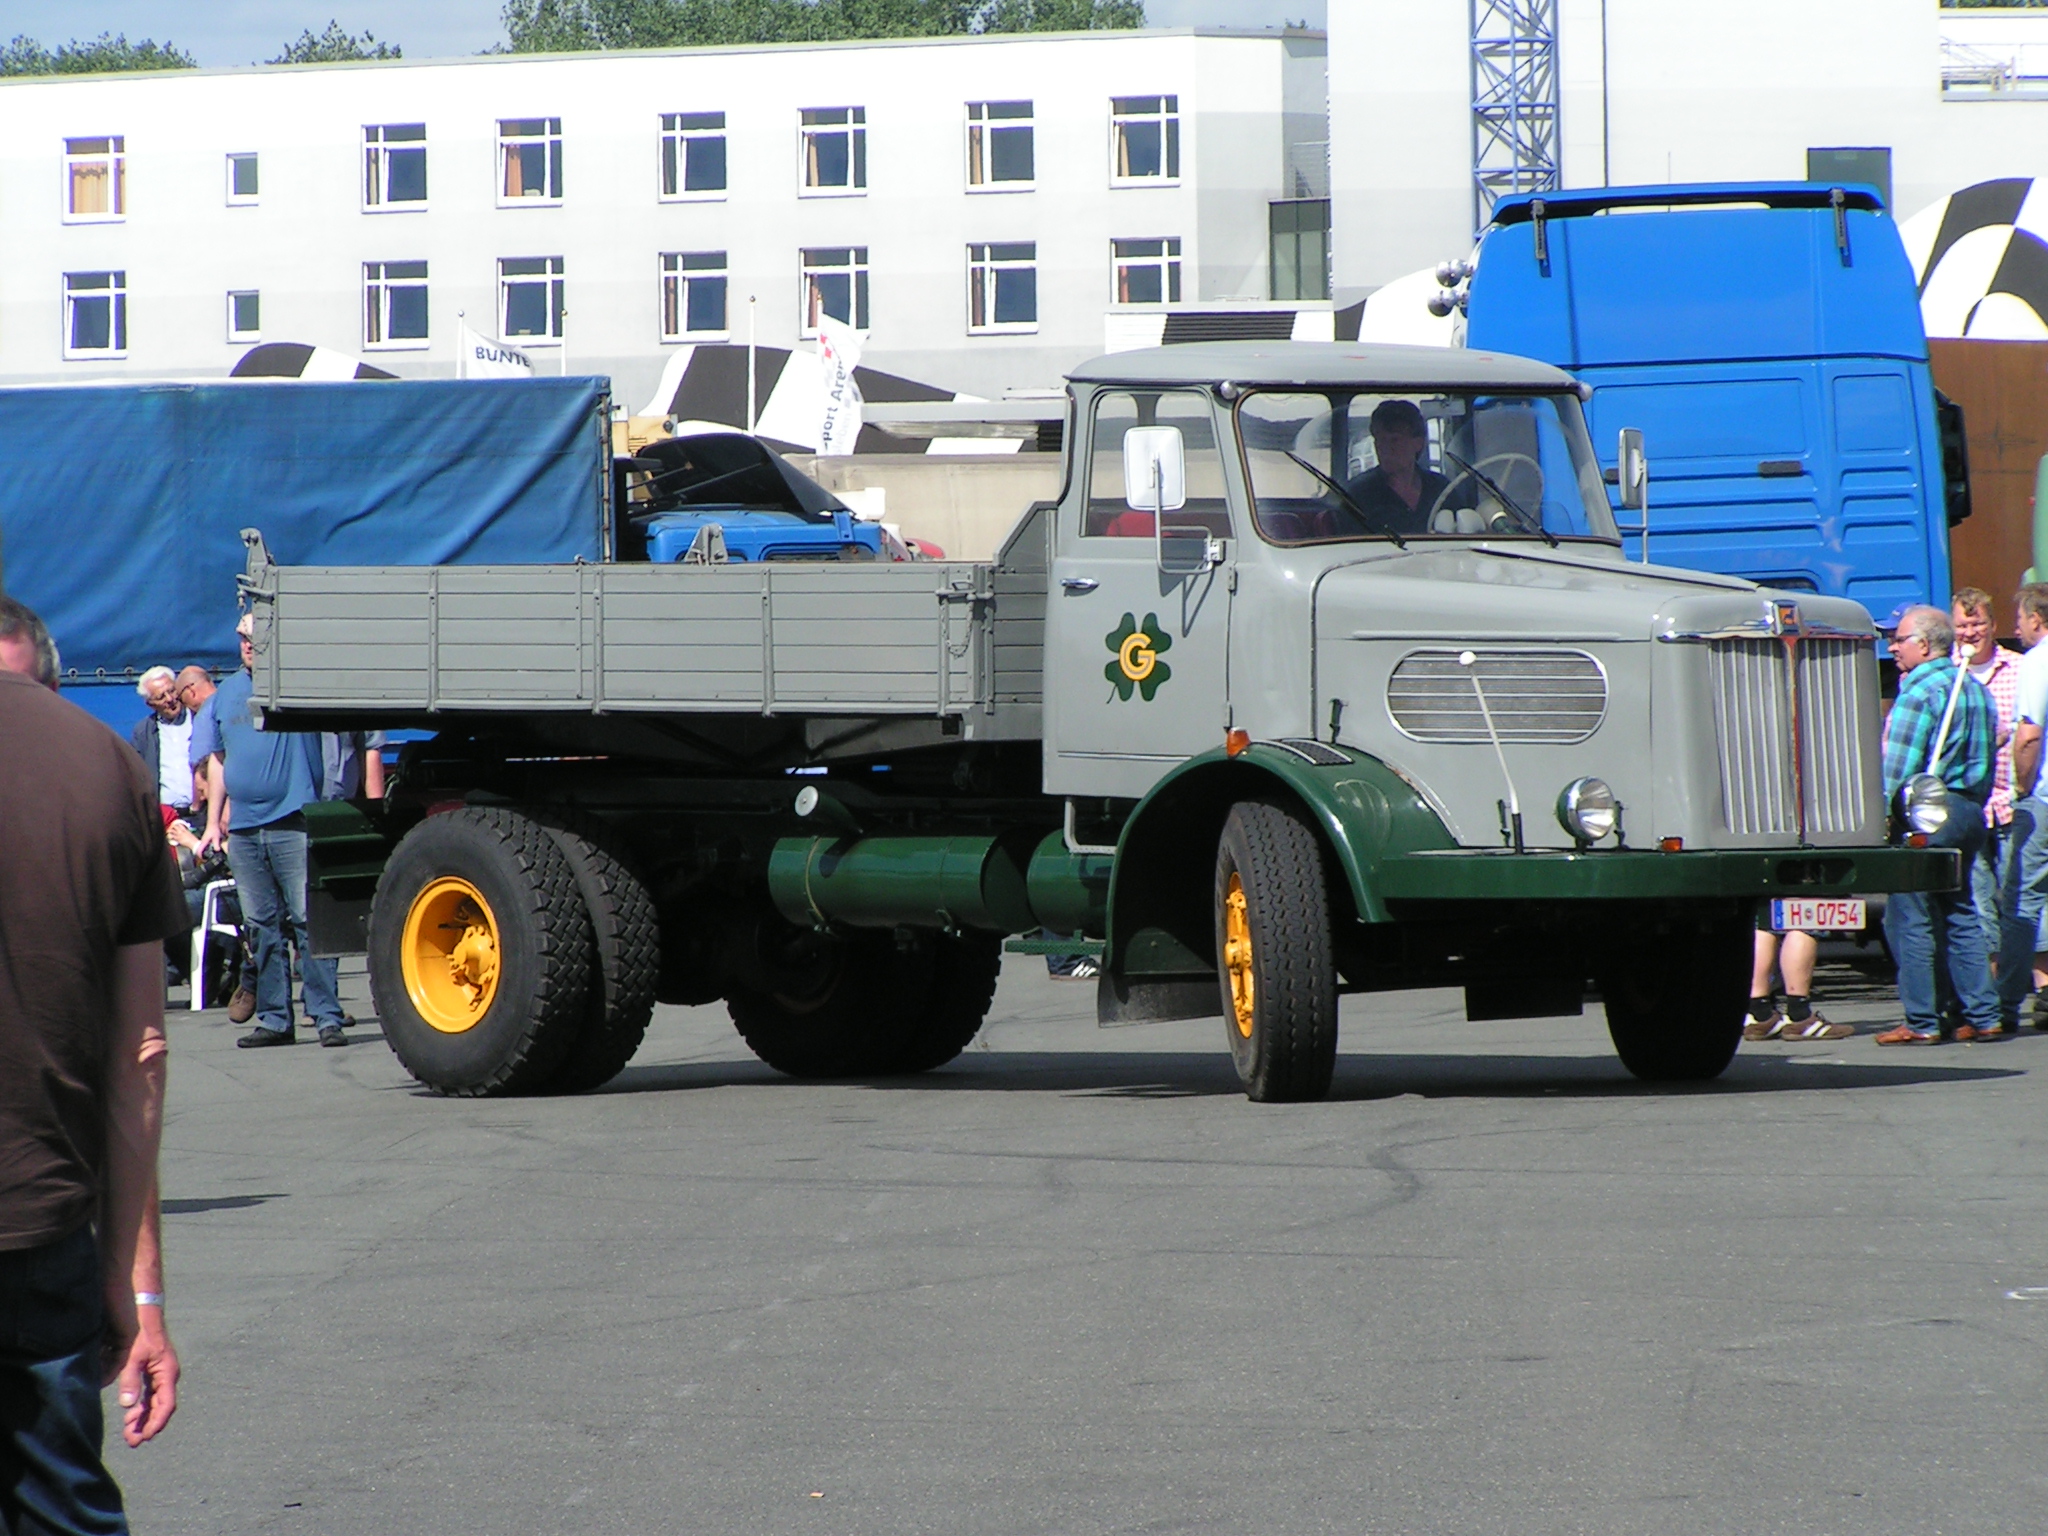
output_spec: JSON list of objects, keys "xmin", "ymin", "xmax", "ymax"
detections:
[
  {"xmin": 1877, "ymin": 604, "xmax": 1999, "ymax": 1045},
  {"xmin": 193, "ymin": 614, "xmax": 347, "ymax": 1048}
]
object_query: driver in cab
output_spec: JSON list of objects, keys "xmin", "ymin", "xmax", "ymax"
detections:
[{"xmin": 1339, "ymin": 399, "xmax": 1459, "ymax": 536}]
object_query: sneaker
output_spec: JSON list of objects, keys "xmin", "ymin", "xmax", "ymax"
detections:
[
  {"xmin": 1779, "ymin": 1012, "xmax": 1853, "ymax": 1041},
  {"xmin": 318, "ymin": 1026, "xmax": 347, "ymax": 1048},
  {"xmin": 1955, "ymin": 1024, "xmax": 1982, "ymax": 1043},
  {"xmin": 1743, "ymin": 1011, "xmax": 1786, "ymax": 1041},
  {"xmin": 236, "ymin": 1026, "xmax": 294, "ymax": 1048},
  {"xmin": 227, "ymin": 987, "xmax": 257, "ymax": 1024}
]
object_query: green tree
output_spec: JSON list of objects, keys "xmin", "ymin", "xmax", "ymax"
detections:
[
  {"xmin": 270, "ymin": 21, "xmax": 402, "ymax": 64},
  {"xmin": 0, "ymin": 32, "xmax": 196, "ymax": 75},
  {"xmin": 501, "ymin": 0, "xmax": 1140, "ymax": 52}
]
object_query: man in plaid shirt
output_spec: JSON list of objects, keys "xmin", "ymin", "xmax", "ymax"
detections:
[{"xmin": 1877, "ymin": 604, "xmax": 1998, "ymax": 1044}]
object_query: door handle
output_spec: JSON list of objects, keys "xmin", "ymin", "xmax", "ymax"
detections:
[{"xmin": 1061, "ymin": 577, "xmax": 1099, "ymax": 592}]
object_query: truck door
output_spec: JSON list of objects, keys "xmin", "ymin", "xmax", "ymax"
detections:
[{"xmin": 1045, "ymin": 387, "xmax": 1234, "ymax": 799}]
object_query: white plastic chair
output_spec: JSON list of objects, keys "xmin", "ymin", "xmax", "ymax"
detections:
[{"xmin": 189, "ymin": 879, "xmax": 241, "ymax": 1012}]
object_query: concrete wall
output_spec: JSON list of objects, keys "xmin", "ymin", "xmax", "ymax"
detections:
[
  {"xmin": 1330, "ymin": 1, "xmax": 2048, "ymax": 298},
  {"xmin": 0, "ymin": 29, "xmax": 1314, "ymax": 405}
]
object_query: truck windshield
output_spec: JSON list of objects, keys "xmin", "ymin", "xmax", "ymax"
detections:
[{"xmin": 1236, "ymin": 389, "xmax": 1619, "ymax": 546}]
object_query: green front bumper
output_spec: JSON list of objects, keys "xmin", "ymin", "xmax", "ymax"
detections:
[{"xmin": 1373, "ymin": 844, "xmax": 1957, "ymax": 903}]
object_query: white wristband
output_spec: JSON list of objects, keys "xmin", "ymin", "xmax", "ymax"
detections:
[{"xmin": 134, "ymin": 1291, "xmax": 165, "ymax": 1309}]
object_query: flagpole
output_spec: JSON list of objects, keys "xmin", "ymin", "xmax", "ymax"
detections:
[
  {"xmin": 456, "ymin": 309, "xmax": 466, "ymax": 380},
  {"xmin": 746, "ymin": 295, "xmax": 757, "ymax": 435}
]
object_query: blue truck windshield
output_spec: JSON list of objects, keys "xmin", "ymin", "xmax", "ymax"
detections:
[{"xmin": 1236, "ymin": 389, "xmax": 1618, "ymax": 546}]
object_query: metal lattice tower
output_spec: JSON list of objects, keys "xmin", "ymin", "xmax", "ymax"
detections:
[{"xmin": 1471, "ymin": 0, "xmax": 1561, "ymax": 233}]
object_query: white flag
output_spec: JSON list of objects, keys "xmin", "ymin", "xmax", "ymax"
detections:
[
  {"xmin": 459, "ymin": 319, "xmax": 536, "ymax": 380},
  {"xmin": 816, "ymin": 315, "xmax": 864, "ymax": 456}
]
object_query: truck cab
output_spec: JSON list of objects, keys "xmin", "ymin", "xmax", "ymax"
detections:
[{"xmin": 1462, "ymin": 184, "xmax": 1971, "ymax": 619}]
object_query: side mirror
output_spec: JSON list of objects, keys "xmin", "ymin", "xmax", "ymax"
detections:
[
  {"xmin": 1123, "ymin": 425, "xmax": 1215, "ymax": 575},
  {"xmin": 1617, "ymin": 427, "xmax": 1648, "ymax": 511}
]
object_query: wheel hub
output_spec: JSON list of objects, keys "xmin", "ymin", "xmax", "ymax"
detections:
[
  {"xmin": 401, "ymin": 877, "xmax": 502, "ymax": 1033},
  {"xmin": 1224, "ymin": 872, "xmax": 1255, "ymax": 1038}
]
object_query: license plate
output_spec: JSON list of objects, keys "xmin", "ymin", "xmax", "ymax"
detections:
[{"xmin": 1771, "ymin": 897, "xmax": 1865, "ymax": 932}]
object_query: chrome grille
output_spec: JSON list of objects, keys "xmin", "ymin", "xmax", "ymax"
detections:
[
  {"xmin": 1707, "ymin": 638, "xmax": 1867, "ymax": 836},
  {"xmin": 1797, "ymin": 640, "xmax": 1867, "ymax": 835},
  {"xmin": 1386, "ymin": 648, "xmax": 1606, "ymax": 744}
]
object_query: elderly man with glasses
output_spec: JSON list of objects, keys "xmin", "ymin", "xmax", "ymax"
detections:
[
  {"xmin": 128, "ymin": 666, "xmax": 202, "ymax": 821},
  {"xmin": 1877, "ymin": 604, "xmax": 1999, "ymax": 1045}
]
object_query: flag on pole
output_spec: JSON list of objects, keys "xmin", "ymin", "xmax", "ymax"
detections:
[
  {"xmin": 815, "ymin": 315, "xmax": 864, "ymax": 456},
  {"xmin": 458, "ymin": 319, "xmax": 536, "ymax": 380}
]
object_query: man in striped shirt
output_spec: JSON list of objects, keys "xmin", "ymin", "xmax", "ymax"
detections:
[{"xmin": 1877, "ymin": 604, "xmax": 1998, "ymax": 1045}]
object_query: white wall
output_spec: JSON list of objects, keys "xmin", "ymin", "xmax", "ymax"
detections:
[
  {"xmin": 1331, "ymin": 0, "xmax": 2048, "ymax": 296},
  {"xmin": 0, "ymin": 29, "xmax": 1310, "ymax": 405}
]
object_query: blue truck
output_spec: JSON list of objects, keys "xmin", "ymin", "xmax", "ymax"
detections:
[
  {"xmin": 1464, "ymin": 183, "xmax": 1972, "ymax": 621},
  {"xmin": 0, "ymin": 380, "xmax": 876, "ymax": 734}
]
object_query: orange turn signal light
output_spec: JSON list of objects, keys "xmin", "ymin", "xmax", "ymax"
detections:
[
  {"xmin": 1659, "ymin": 836, "xmax": 1684, "ymax": 852},
  {"xmin": 1225, "ymin": 728, "xmax": 1250, "ymax": 757},
  {"xmin": 1907, "ymin": 832, "xmax": 1930, "ymax": 848}
]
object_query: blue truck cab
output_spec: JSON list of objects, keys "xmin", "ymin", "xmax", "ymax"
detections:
[
  {"xmin": 620, "ymin": 431, "xmax": 883, "ymax": 564},
  {"xmin": 1464, "ymin": 183, "xmax": 1971, "ymax": 619}
]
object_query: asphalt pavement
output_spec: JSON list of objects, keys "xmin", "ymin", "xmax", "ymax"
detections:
[{"xmin": 120, "ymin": 958, "xmax": 2048, "ymax": 1536}]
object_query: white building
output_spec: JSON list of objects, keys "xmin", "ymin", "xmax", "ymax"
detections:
[
  {"xmin": 1331, "ymin": 0, "xmax": 2048, "ymax": 325},
  {"xmin": 0, "ymin": 26, "xmax": 1330, "ymax": 407}
]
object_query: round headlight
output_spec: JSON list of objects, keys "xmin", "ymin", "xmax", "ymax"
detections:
[
  {"xmin": 1902, "ymin": 773, "xmax": 1949, "ymax": 835},
  {"xmin": 1556, "ymin": 777, "xmax": 1619, "ymax": 843}
]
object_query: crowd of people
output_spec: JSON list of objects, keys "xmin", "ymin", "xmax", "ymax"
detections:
[
  {"xmin": 1748, "ymin": 585, "xmax": 2048, "ymax": 1045},
  {"xmin": 126, "ymin": 613, "xmax": 386, "ymax": 1049}
]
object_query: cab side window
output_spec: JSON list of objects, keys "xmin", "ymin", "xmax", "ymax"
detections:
[{"xmin": 1084, "ymin": 389, "xmax": 1233, "ymax": 539}]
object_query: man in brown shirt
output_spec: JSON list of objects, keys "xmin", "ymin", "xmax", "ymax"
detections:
[{"xmin": 1, "ymin": 597, "xmax": 185, "ymax": 1532}]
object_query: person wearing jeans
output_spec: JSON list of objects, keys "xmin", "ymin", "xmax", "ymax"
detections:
[
  {"xmin": 1876, "ymin": 605, "xmax": 2000, "ymax": 1045},
  {"xmin": 1998, "ymin": 584, "xmax": 2048, "ymax": 1029},
  {"xmin": 194, "ymin": 614, "xmax": 348, "ymax": 1048}
]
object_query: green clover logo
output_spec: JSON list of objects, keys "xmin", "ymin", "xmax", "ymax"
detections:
[{"xmin": 1104, "ymin": 611, "xmax": 1173, "ymax": 701}]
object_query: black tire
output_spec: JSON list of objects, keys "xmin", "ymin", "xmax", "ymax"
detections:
[
  {"xmin": 536, "ymin": 817, "xmax": 660, "ymax": 1092},
  {"xmin": 366, "ymin": 806, "xmax": 593, "ymax": 1097},
  {"xmin": 727, "ymin": 922, "xmax": 912, "ymax": 1077},
  {"xmin": 1596, "ymin": 903, "xmax": 1749, "ymax": 1082},
  {"xmin": 1214, "ymin": 800, "xmax": 1339, "ymax": 1102},
  {"xmin": 891, "ymin": 931, "xmax": 1003, "ymax": 1074}
]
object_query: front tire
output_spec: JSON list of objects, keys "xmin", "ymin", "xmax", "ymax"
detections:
[
  {"xmin": 367, "ymin": 807, "xmax": 593, "ymax": 1096},
  {"xmin": 1596, "ymin": 903, "xmax": 1749, "ymax": 1082},
  {"xmin": 1214, "ymin": 801, "xmax": 1338, "ymax": 1102}
]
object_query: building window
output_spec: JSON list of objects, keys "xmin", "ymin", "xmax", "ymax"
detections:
[
  {"xmin": 64, "ymin": 137, "xmax": 125, "ymax": 221},
  {"xmin": 499, "ymin": 118, "xmax": 562, "ymax": 204},
  {"xmin": 226, "ymin": 153, "xmax": 259, "ymax": 205},
  {"xmin": 968, "ymin": 242, "xmax": 1037, "ymax": 332},
  {"xmin": 660, "ymin": 252, "xmax": 728, "ymax": 339},
  {"xmin": 800, "ymin": 107, "xmax": 866, "ymax": 194},
  {"xmin": 364, "ymin": 261, "xmax": 428, "ymax": 348},
  {"xmin": 227, "ymin": 291, "xmax": 261, "ymax": 341},
  {"xmin": 1111, "ymin": 96, "xmax": 1179, "ymax": 183},
  {"xmin": 1113, "ymin": 238, "xmax": 1182, "ymax": 304},
  {"xmin": 1269, "ymin": 199, "xmax": 1330, "ymax": 301},
  {"xmin": 64, "ymin": 271, "xmax": 126, "ymax": 357},
  {"xmin": 660, "ymin": 112, "xmax": 726, "ymax": 199},
  {"xmin": 365, "ymin": 124, "xmax": 427, "ymax": 209},
  {"xmin": 501, "ymin": 256, "xmax": 565, "ymax": 341},
  {"xmin": 1807, "ymin": 146, "xmax": 1892, "ymax": 210},
  {"xmin": 800, "ymin": 246, "xmax": 869, "ymax": 334},
  {"xmin": 967, "ymin": 101, "xmax": 1033, "ymax": 190}
]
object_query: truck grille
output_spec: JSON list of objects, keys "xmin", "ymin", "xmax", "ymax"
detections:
[
  {"xmin": 1708, "ymin": 638, "xmax": 1865, "ymax": 836},
  {"xmin": 1386, "ymin": 648, "xmax": 1607, "ymax": 744}
]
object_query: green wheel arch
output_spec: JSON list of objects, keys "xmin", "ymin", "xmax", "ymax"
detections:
[{"xmin": 1102, "ymin": 744, "xmax": 1454, "ymax": 982}]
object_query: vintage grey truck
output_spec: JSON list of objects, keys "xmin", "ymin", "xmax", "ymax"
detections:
[{"xmin": 244, "ymin": 342, "xmax": 1952, "ymax": 1102}]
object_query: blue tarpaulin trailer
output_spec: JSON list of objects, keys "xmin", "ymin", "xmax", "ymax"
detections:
[
  {"xmin": 0, "ymin": 377, "xmax": 611, "ymax": 730},
  {"xmin": 1465, "ymin": 183, "xmax": 1971, "ymax": 622}
]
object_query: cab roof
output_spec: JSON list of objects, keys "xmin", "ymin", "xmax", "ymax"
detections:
[{"xmin": 1067, "ymin": 341, "xmax": 1578, "ymax": 392}]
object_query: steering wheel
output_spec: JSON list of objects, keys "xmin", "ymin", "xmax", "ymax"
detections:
[{"xmin": 1427, "ymin": 451, "xmax": 1544, "ymax": 532}]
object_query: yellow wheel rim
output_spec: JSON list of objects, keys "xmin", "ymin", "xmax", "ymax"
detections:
[
  {"xmin": 400, "ymin": 876, "xmax": 501, "ymax": 1034},
  {"xmin": 1224, "ymin": 871, "xmax": 1255, "ymax": 1039}
]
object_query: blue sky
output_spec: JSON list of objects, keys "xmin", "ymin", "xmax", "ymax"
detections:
[{"xmin": 2, "ymin": 1, "xmax": 1323, "ymax": 67}]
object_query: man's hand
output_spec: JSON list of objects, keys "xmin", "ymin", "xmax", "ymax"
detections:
[{"xmin": 115, "ymin": 1308, "xmax": 179, "ymax": 1446}]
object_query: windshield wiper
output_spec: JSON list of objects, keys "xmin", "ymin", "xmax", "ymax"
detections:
[
  {"xmin": 1283, "ymin": 451, "xmax": 1407, "ymax": 549},
  {"xmin": 1439, "ymin": 447, "xmax": 1558, "ymax": 547}
]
